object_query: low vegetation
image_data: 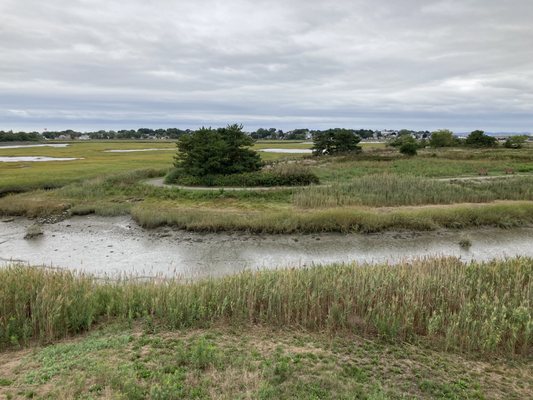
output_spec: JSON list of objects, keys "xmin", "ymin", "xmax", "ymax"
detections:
[
  {"xmin": 1, "ymin": 140, "xmax": 533, "ymax": 233},
  {"xmin": 293, "ymin": 174, "xmax": 533, "ymax": 208},
  {"xmin": 1, "ymin": 323, "xmax": 531, "ymax": 399},
  {"xmin": 165, "ymin": 163, "xmax": 319, "ymax": 187}
]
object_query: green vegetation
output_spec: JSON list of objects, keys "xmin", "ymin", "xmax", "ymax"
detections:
[
  {"xmin": 1, "ymin": 258, "xmax": 531, "ymax": 355},
  {"xmin": 166, "ymin": 163, "xmax": 319, "ymax": 187},
  {"xmin": 293, "ymin": 174, "xmax": 533, "ymax": 208},
  {"xmin": 465, "ymin": 130, "xmax": 498, "ymax": 147},
  {"xmin": 429, "ymin": 129, "xmax": 456, "ymax": 148},
  {"xmin": 1, "ymin": 140, "xmax": 533, "ymax": 232},
  {"xmin": 1, "ymin": 323, "xmax": 531, "ymax": 399},
  {"xmin": 312, "ymin": 128, "xmax": 362, "ymax": 155},
  {"xmin": 399, "ymin": 140, "xmax": 418, "ymax": 156},
  {"xmin": 0, "ymin": 131, "xmax": 41, "ymax": 142},
  {"xmin": 505, "ymin": 135, "xmax": 529, "ymax": 149},
  {"xmin": 1, "ymin": 257, "xmax": 531, "ymax": 398},
  {"xmin": 175, "ymin": 124, "xmax": 261, "ymax": 176}
]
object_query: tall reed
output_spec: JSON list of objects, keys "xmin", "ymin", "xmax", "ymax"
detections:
[
  {"xmin": 293, "ymin": 174, "xmax": 533, "ymax": 208},
  {"xmin": 1, "ymin": 257, "xmax": 531, "ymax": 355}
]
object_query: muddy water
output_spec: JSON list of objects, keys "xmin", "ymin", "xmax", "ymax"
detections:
[{"xmin": 1, "ymin": 216, "xmax": 533, "ymax": 279}]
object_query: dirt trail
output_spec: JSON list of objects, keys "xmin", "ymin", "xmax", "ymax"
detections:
[{"xmin": 145, "ymin": 174, "xmax": 531, "ymax": 191}]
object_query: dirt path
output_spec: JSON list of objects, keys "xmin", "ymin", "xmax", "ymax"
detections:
[{"xmin": 145, "ymin": 174, "xmax": 531, "ymax": 191}]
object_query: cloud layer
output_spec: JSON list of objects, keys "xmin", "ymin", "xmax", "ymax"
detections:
[{"xmin": 1, "ymin": 0, "xmax": 532, "ymax": 131}]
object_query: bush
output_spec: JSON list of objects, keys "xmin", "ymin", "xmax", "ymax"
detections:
[
  {"xmin": 429, "ymin": 129, "xmax": 456, "ymax": 148},
  {"xmin": 504, "ymin": 135, "xmax": 528, "ymax": 149},
  {"xmin": 400, "ymin": 141, "xmax": 418, "ymax": 156},
  {"xmin": 165, "ymin": 164, "xmax": 319, "ymax": 187},
  {"xmin": 465, "ymin": 130, "xmax": 497, "ymax": 147}
]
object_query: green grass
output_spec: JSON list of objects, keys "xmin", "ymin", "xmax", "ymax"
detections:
[
  {"xmin": 131, "ymin": 201, "xmax": 533, "ymax": 232},
  {"xmin": 1, "ymin": 324, "xmax": 531, "ymax": 399},
  {"xmin": 1, "ymin": 142, "xmax": 533, "ymax": 233},
  {"xmin": 0, "ymin": 141, "xmax": 302, "ymax": 194},
  {"xmin": 1, "ymin": 257, "xmax": 531, "ymax": 355},
  {"xmin": 293, "ymin": 174, "xmax": 533, "ymax": 208}
]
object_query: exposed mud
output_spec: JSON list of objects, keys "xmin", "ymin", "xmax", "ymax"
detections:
[{"xmin": 1, "ymin": 215, "xmax": 533, "ymax": 279}]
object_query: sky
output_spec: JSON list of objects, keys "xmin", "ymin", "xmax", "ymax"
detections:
[{"xmin": 1, "ymin": 0, "xmax": 532, "ymax": 132}]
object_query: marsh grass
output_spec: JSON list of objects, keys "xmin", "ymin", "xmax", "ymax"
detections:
[
  {"xmin": 293, "ymin": 174, "xmax": 533, "ymax": 208},
  {"xmin": 1, "ymin": 257, "xmax": 531, "ymax": 355},
  {"xmin": 131, "ymin": 201, "xmax": 533, "ymax": 232}
]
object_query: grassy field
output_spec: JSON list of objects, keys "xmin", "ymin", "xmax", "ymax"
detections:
[
  {"xmin": 1, "ymin": 141, "xmax": 533, "ymax": 232},
  {"xmin": 1, "ymin": 323, "xmax": 531, "ymax": 399},
  {"xmin": 0, "ymin": 257, "xmax": 531, "ymax": 399}
]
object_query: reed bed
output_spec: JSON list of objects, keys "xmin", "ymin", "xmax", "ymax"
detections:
[
  {"xmin": 1, "ymin": 257, "xmax": 531, "ymax": 355},
  {"xmin": 132, "ymin": 201, "xmax": 533, "ymax": 232},
  {"xmin": 293, "ymin": 174, "xmax": 533, "ymax": 208}
]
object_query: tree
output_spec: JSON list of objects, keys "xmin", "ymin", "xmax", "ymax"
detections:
[
  {"xmin": 400, "ymin": 141, "xmax": 418, "ymax": 156},
  {"xmin": 174, "ymin": 124, "xmax": 261, "ymax": 176},
  {"xmin": 389, "ymin": 133, "xmax": 417, "ymax": 148},
  {"xmin": 465, "ymin": 130, "xmax": 497, "ymax": 147},
  {"xmin": 429, "ymin": 129, "xmax": 455, "ymax": 148},
  {"xmin": 504, "ymin": 135, "xmax": 528, "ymax": 149},
  {"xmin": 312, "ymin": 129, "xmax": 361, "ymax": 155}
]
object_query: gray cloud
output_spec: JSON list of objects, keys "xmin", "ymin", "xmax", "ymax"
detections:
[{"xmin": 1, "ymin": 0, "xmax": 532, "ymax": 131}]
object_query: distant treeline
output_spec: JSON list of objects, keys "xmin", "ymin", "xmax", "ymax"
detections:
[
  {"xmin": 0, "ymin": 127, "xmax": 392, "ymax": 141},
  {"xmin": 0, "ymin": 131, "xmax": 42, "ymax": 142}
]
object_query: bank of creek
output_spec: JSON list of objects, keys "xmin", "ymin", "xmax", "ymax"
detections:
[{"xmin": 1, "ymin": 215, "xmax": 533, "ymax": 279}]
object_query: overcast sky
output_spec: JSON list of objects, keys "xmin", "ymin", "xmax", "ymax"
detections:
[{"xmin": 1, "ymin": 0, "xmax": 532, "ymax": 132}]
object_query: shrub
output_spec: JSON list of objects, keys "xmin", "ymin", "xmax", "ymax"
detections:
[
  {"xmin": 504, "ymin": 135, "xmax": 528, "ymax": 149},
  {"xmin": 400, "ymin": 141, "xmax": 418, "ymax": 156},
  {"xmin": 465, "ymin": 130, "xmax": 497, "ymax": 147},
  {"xmin": 429, "ymin": 129, "xmax": 456, "ymax": 148},
  {"xmin": 165, "ymin": 164, "xmax": 319, "ymax": 187}
]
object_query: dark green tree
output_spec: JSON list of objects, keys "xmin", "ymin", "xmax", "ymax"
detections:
[
  {"xmin": 429, "ymin": 129, "xmax": 455, "ymax": 148},
  {"xmin": 312, "ymin": 129, "xmax": 361, "ymax": 155},
  {"xmin": 174, "ymin": 124, "xmax": 261, "ymax": 176},
  {"xmin": 465, "ymin": 130, "xmax": 497, "ymax": 147}
]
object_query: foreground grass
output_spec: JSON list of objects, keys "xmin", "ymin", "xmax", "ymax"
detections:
[
  {"xmin": 1, "ymin": 323, "xmax": 532, "ymax": 400},
  {"xmin": 1, "ymin": 258, "xmax": 531, "ymax": 356}
]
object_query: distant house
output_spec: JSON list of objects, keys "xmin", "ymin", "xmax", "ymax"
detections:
[{"xmin": 79, "ymin": 134, "xmax": 90, "ymax": 140}]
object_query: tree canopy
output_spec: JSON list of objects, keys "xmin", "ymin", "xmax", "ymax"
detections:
[
  {"xmin": 312, "ymin": 129, "xmax": 361, "ymax": 155},
  {"xmin": 465, "ymin": 130, "xmax": 497, "ymax": 147},
  {"xmin": 429, "ymin": 129, "xmax": 456, "ymax": 148},
  {"xmin": 174, "ymin": 124, "xmax": 262, "ymax": 176}
]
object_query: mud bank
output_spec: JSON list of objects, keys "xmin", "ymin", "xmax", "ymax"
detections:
[{"xmin": 1, "ymin": 215, "xmax": 533, "ymax": 278}]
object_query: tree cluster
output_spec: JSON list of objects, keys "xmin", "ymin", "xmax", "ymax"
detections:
[
  {"xmin": 0, "ymin": 131, "xmax": 42, "ymax": 142},
  {"xmin": 175, "ymin": 124, "xmax": 262, "ymax": 176},
  {"xmin": 312, "ymin": 129, "xmax": 362, "ymax": 155}
]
